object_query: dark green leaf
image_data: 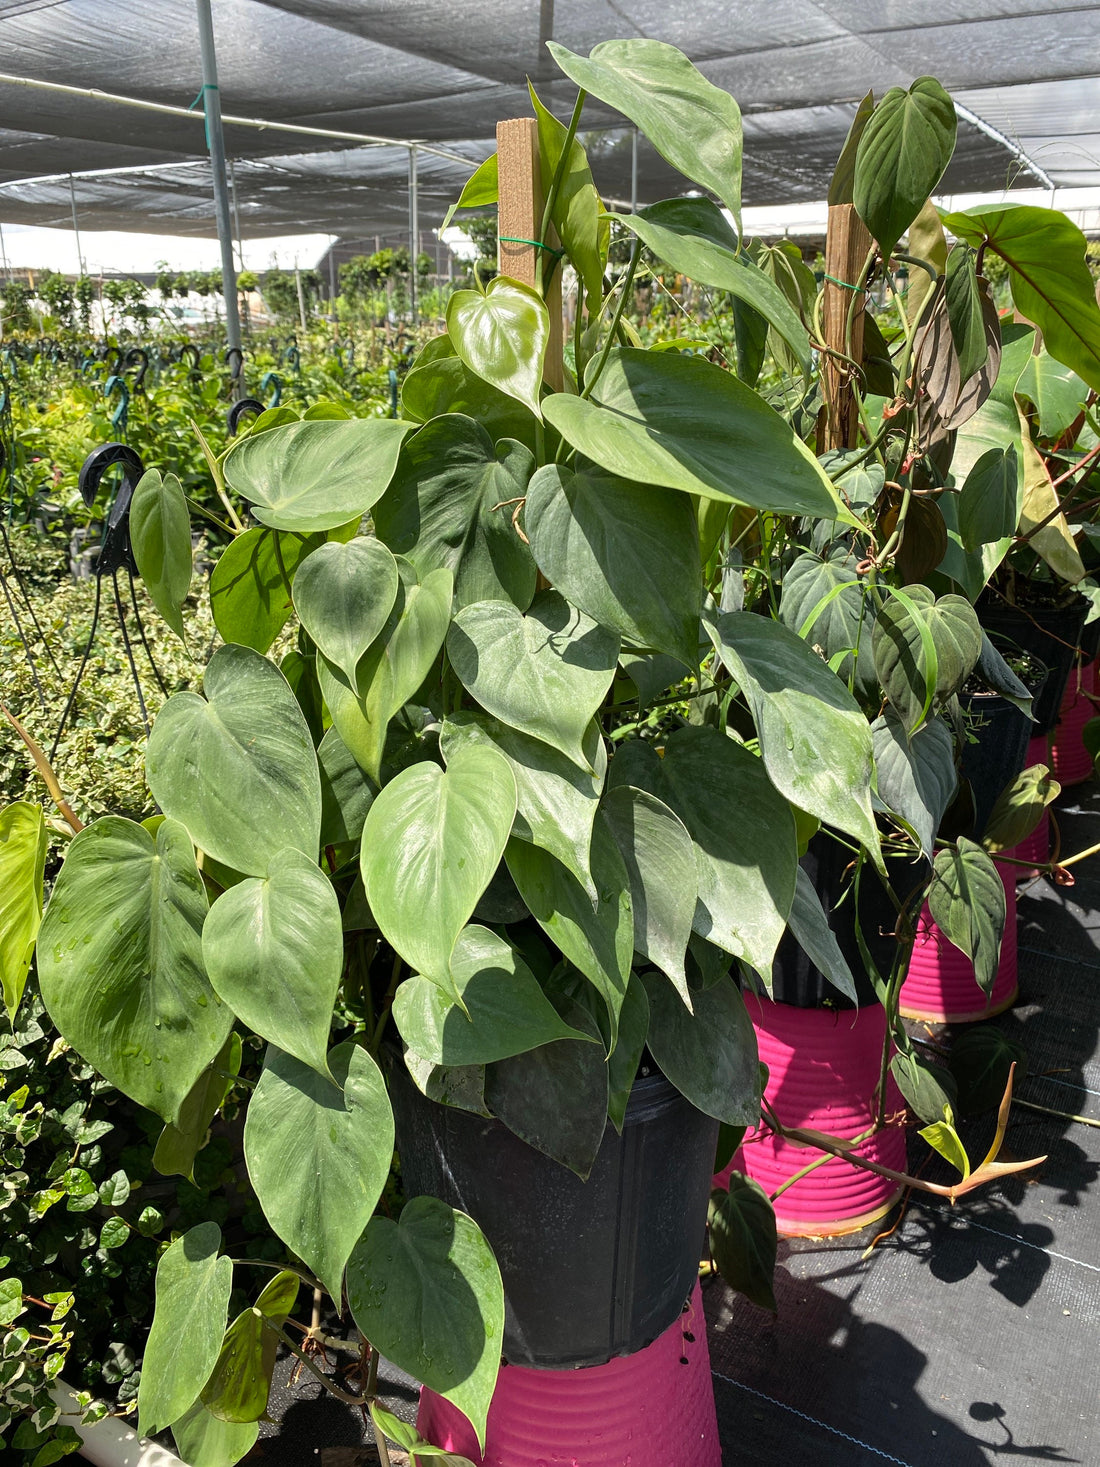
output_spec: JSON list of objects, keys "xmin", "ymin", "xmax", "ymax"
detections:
[
  {"xmin": 130, "ymin": 469, "xmax": 191, "ymax": 640},
  {"xmin": 708, "ymin": 1174, "xmax": 777, "ymax": 1311},
  {"xmin": 347, "ymin": 1198, "xmax": 503, "ymax": 1451},
  {"xmin": 779, "ymin": 548, "xmax": 874, "ymax": 700},
  {"xmin": 947, "ymin": 1025, "xmax": 1027, "ymax": 1115},
  {"xmin": 928, "ymin": 838, "xmax": 1006, "ymax": 995},
  {"xmin": 526, "ymin": 462, "xmax": 700, "ymax": 663},
  {"xmin": 548, "ymin": 38, "xmax": 743, "ymax": 222},
  {"xmin": 448, "ymin": 590, "xmax": 619, "ymax": 770},
  {"xmin": 484, "ymin": 1030, "xmax": 609, "ymax": 1178},
  {"xmin": 361, "ymin": 746, "xmax": 516, "ymax": 994},
  {"xmin": 642, "ymin": 972, "xmax": 760, "ymax": 1125},
  {"xmin": 202, "ymin": 848, "xmax": 342, "ymax": 1077},
  {"xmin": 545, "ymin": 349, "xmax": 846, "ymax": 520},
  {"xmin": 38, "ymin": 818, "xmax": 229, "ymax": 1125},
  {"xmin": 958, "ymin": 446, "xmax": 1020, "ymax": 551},
  {"xmin": 943, "ymin": 204, "xmax": 1100, "ymax": 394},
  {"xmin": 853, "ymin": 78, "xmax": 956, "ymax": 261},
  {"xmin": 873, "ymin": 586, "xmax": 982, "ymax": 734},
  {"xmin": 599, "ymin": 784, "xmax": 696, "ymax": 1003},
  {"xmin": 147, "ymin": 645, "xmax": 321, "ymax": 878},
  {"xmin": 945, "ymin": 246, "xmax": 987, "ymax": 385},
  {"xmin": 872, "ymin": 710, "xmax": 957, "ymax": 858},
  {"xmin": 138, "ymin": 1223, "xmax": 231, "ymax": 1435},
  {"xmin": 784, "ymin": 866, "xmax": 857, "ymax": 1004},
  {"xmin": 1016, "ymin": 349, "xmax": 1088, "ymax": 438},
  {"xmin": 505, "ymin": 821, "xmax": 633, "ymax": 1045},
  {"xmin": 891, "ymin": 1051, "xmax": 958, "ymax": 1126},
  {"xmin": 243, "ymin": 1042, "xmax": 393, "ymax": 1303},
  {"xmin": 401, "ymin": 352, "xmax": 537, "ymax": 454},
  {"xmin": 318, "ymin": 727, "xmax": 375, "ymax": 846},
  {"xmin": 605, "ymin": 975, "xmax": 649, "ymax": 1132},
  {"xmin": 530, "ymin": 84, "xmax": 606, "ymax": 308},
  {"xmin": 392, "ymin": 925, "xmax": 593, "ymax": 1065},
  {"xmin": 224, "ymin": 418, "xmax": 412, "ymax": 532},
  {"xmin": 828, "ymin": 90, "xmax": 875, "ymax": 207},
  {"xmin": 374, "ymin": 415, "xmax": 536, "ymax": 612}
]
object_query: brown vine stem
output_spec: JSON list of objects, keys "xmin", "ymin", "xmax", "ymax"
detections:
[
  {"xmin": 269, "ymin": 1323, "xmax": 370, "ymax": 1406},
  {"xmin": 1, "ymin": 701, "xmax": 83, "ymax": 833}
]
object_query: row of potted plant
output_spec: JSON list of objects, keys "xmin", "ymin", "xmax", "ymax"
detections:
[{"xmin": 3, "ymin": 36, "xmax": 1100, "ymax": 1467}]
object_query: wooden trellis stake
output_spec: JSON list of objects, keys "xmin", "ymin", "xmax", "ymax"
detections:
[
  {"xmin": 496, "ymin": 117, "xmax": 564, "ymax": 392},
  {"xmin": 819, "ymin": 202, "xmax": 872, "ymax": 452}
]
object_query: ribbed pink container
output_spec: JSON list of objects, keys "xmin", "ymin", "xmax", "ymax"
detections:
[
  {"xmin": 1004, "ymin": 733, "xmax": 1051, "ymax": 876},
  {"xmin": 739, "ymin": 994, "xmax": 905, "ymax": 1238},
  {"xmin": 1051, "ymin": 660, "xmax": 1097, "ymax": 787},
  {"xmin": 900, "ymin": 860, "xmax": 1018, "ymax": 1023},
  {"xmin": 417, "ymin": 1282, "xmax": 720, "ymax": 1467}
]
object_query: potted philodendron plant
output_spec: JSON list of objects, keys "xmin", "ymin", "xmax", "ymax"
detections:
[{"xmin": 0, "ymin": 41, "xmax": 1055, "ymax": 1467}]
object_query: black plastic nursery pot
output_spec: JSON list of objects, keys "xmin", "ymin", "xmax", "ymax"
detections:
[
  {"xmin": 386, "ymin": 1050, "xmax": 719, "ymax": 1370},
  {"xmin": 978, "ymin": 595, "xmax": 1088, "ymax": 735},
  {"xmin": 769, "ymin": 832, "xmax": 925, "ymax": 1008},
  {"xmin": 959, "ymin": 678, "xmax": 1049, "ymax": 843}
]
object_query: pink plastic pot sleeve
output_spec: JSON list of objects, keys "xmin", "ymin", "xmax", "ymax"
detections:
[
  {"xmin": 901, "ymin": 860, "xmax": 1018, "ymax": 1024},
  {"xmin": 739, "ymin": 994, "xmax": 906, "ymax": 1237},
  {"xmin": 417, "ymin": 1281, "xmax": 720, "ymax": 1467},
  {"xmin": 1003, "ymin": 733, "xmax": 1053, "ymax": 874},
  {"xmin": 1051, "ymin": 660, "xmax": 1097, "ymax": 787}
]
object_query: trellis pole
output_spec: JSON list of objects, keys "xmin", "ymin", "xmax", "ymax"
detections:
[
  {"xmin": 495, "ymin": 117, "xmax": 563, "ymax": 391},
  {"xmin": 819, "ymin": 202, "xmax": 871, "ymax": 451}
]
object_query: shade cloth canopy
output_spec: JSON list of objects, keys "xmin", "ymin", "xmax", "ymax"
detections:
[{"xmin": 0, "ymin": 1, "xmax": 1097, "ymax": 239}]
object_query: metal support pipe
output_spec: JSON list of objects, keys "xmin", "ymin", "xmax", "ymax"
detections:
[
  {"xmin": 194, "ymin": 0, "xmax": 242, "ymax": 390},
  {"xmin": 67, "ymin": 173, "xmax": 84, "ymax": 273},
  {"xmin": 228, "ymin": 156, "xmax": 245, "ymax": 270},
  {"xmin": 408, "ymin": 145, "xmax": 419, "ymax": 324}
]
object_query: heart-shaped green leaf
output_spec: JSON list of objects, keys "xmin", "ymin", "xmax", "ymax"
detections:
[
  {"xmin": 224, "ymin": 417, "xmax": 412, "ymax": 532},
  {"xmin": 957, "ymin": 446, "xmax": 1020, "ymax": 552},
  {"xmin": 202, "ymin": 848, "xmax": 342, "ymax": 1077},
  {"xmin": 549, "ymin": 38, "xmax": 743, "ymax": 222},
  {"xmin": 201, "ymin": 1271, "xmax": 300, "ymax": 1424},
  {"xmin": 608, "ymin": 199, "xmax": 810, "ymax": 375},
  {"xmin": 0, "ymin": 800, "xmax": 46, "ymax": 1023},
  {"xmin": 527, "ymin": 463, "xmax": 701, "ymax": 664},
  {"xmin": 779, "ymin": 548, "xmax": 875, "ymax": 700},
  {"xmin": 642, "ymin": 972, "xmax": 760, "ymax": 1125},
  {"xmin": 138, "ymin": 1222, "xmax": 231, "ymax": 1435},
  {"xmin": 38, "ymin": 817, "xmax": 230, "ymax": 1125},
  {"xmin": 891, "ymin": 1051, "xmax": 958, "ymax": 1127},
  {"xmin": 393, "ymin": 925, "xmax": 593, "ymax": 1066},
  {"xmin": 147, "ymin": 644, "xmax": 321, "ymax": 878},
  {"xmin": 401, "ymin": 350, "xmax": 538, "ymax": 453},
  {"xmin": 446, "ymin": 277, "xmax": 548, "ymax": 418},
  {"xmin": 599, "ymin": 784, "xmax": 696, "ymax": 1005},
  {"xmin": 153, "ymin": 1033, "xmax": 241, "ymax": 1183},
  {"xmin": 928, "ymin": 838, "xmax": 1006, "ymax": 995},
  {"xmin": 707, "ymin": 609, "xmax": 880, "ymax": 865},
  {"xmin": 347, "ymin": 1198, "xmax": 504, "ymax": 1451},
  {"xmin": 853, "ymin": 78, "xmax": 956, "ymax": 261},
  {"xmin": 374, "ymin": 415, "xmax": 536, "ymax": 611},
  {"xmin": 709, "ymin": 1173, "xmax": 777, "ymax": 1312},
  {"xmin": 872, "ymin": 710, "xmax": 957, "ymax": 858},
  {"xmin": 318, "ymin": 561, "xmax": 453, "ymax": 783},
  {"xmin": 610, "ymin": 728, "xmax": 797, "ymax": 978},
  {"xmin": 945, "ymin": 246, "xmax": 988, "ymax": 386},
  {"xmin": 485, "ymin": 1027, "xmax": 609, "ymax": 1178},
  {"xmin": 209, "ymin": 527, "xmax": 321, "ymax": 654},
  {"xmin": 243, "ymin": 1042, "xmax": 393, "ymax": 1303},
  {"xmin": 130, "ymin": 468, "xmax": 191, "ymax": 640},
  {"xmin": 318, "ymin": 726, "xmax": 376, "ymax": 846},
  {"xmin": 1016, "ymin": 349, "xmax": 1088, "ymax": 438},
  {"xmin": 448, "ymin": 591, "xmax": 619, "ymax": 771},
  {"xmin": 361, "ymin": 745, "xmax": 516, "ymax": 993},
  {"xmin": 944, "ymin": 204, "xmax": 1100, "ymax": 394},
  {"xmin": 171, "ymin": 1399, "xmax": 258, "ymax": 1467},
  {"xmin": 873, "ymin": 586, "xmax": 982, "ymax": 734},
  {"xmin": 440, "ymin": 712, "xmax": 605, "ymax": 902},
  {"xmin": 982, "ymin": 765, "xmax": 1060, "ymax": 854},
  {"xmin": 292, "ymin": 536, "xmax": 400, "ymax": 683},
  {"xmin": 505, "ymin": 820, "xmax": 633, "ymax": 1046},
  {"xmin": 544, "ymin": 349, "xmax": 846, "ymax": 520}
]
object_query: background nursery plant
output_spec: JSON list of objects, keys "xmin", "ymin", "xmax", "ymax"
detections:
[{"xmin": 5, "ymin": 37, "xmax": 1098, "ymax": 1467}]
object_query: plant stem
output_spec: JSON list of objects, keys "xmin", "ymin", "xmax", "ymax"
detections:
[
  {"xmin": 768, "ymin": 1124, "xmax": 876, "ymax": 1200},
  {"xmin": 1014, "ymin": 1097, "xmax": 1100, "ymax": 1129},
  {"xmin": 366, "ymin": 1347, "xmax": 393, "ymax": 1467},
  {"xmin": 580, "ymin": 238, "xmax": 640, "ymax": 400},
  {"xmin": 537, "ymin": 90, "xmax": 586, "ymax": 297},
  {"xmin": 268, "ymin": 1324, "xmax": 370, "ymax": 1406}
]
